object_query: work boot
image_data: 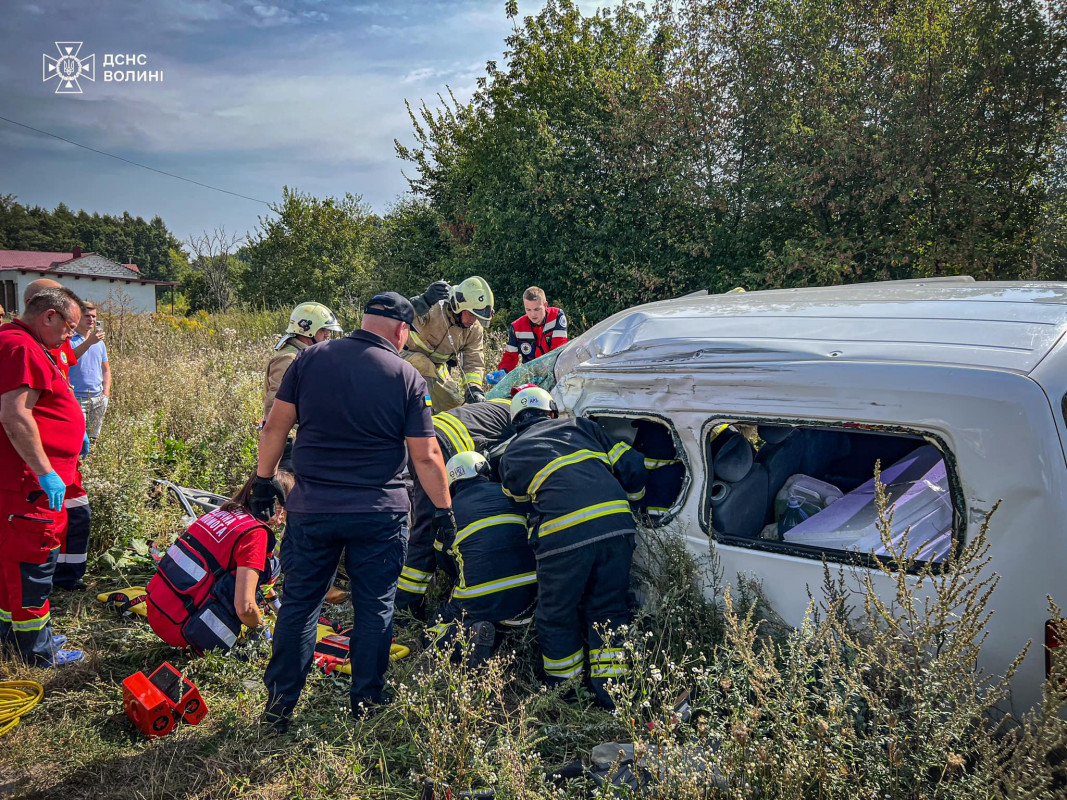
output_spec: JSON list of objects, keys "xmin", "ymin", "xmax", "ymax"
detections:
[
  {"xmin": 324, "ymin": 585, "xmax": 349, "ymax": 605},
  {"xmin": 467, "ymin": 621, "xmax": 496, "ymax": 668},
  {"xmin": 260, "ymin": 710, "xmax": 291, "ymax": 735}
]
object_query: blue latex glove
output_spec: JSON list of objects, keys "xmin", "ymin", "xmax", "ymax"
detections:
[
  {"xmin": 80, "ymin": 433, "xmax": 91, "ymax": 458},
  {"xmin": 486, "ymin": 369, "xmax": 506, "ymax": 386},
  {"xmin": 37, "ymin": 470, "xmax": 66, "ymax": 511}
]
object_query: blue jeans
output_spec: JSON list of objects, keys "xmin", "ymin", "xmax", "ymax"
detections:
[{"xmin": 263, "ymin": 511, "xmax": 408, "ymax": 717}]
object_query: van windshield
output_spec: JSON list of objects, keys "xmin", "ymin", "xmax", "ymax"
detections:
[{"xmin": 486, "ymin": 347, "xmax": 565, "ymax": 400}]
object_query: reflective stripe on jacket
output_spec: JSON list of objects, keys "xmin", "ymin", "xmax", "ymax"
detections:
[
  {"xmin": 440, "ymin": 480, "xmax": 537, "ymax": 623},
  {"xmin": 499, "ymin": 417, "xmax": 647, "ymax": 559},
  {"xmin": 406, "ymin": 301, "xmax": 486, "ymax": 388},
  {"xmin": 432, "ymin": 398, "xmax": 514, "ymax": 461}
]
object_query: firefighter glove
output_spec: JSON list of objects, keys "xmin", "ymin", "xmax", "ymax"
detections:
[
  {"xmin": 464, "ymin": 385, "xmax": 486, "ymax": 404},
  {"xmin": 250, "ymin": 475, "xmax": 285, "ymax": 521},
  {"xmin": 37, "ymin": 470, "xmax": 66, "ymax": 511},
  {"xmin": 485, "ymin": 369, "xmax": 506, "ymax": 386},
  {"xmin": 422, "ymin": 280, "xmax": 451, "ymax": 306},
  {"xmin": 431, "ymin": 507, "xmax": 458, "ymax": 551}
]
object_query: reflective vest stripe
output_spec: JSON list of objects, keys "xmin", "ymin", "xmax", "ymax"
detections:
[
  {"xmin": 627, "ymin": 487, "xmax": 646, "ymax": 502},
  {"xmin": 12, "ymin": 614, "xmax": 50, "ymax": 632},
  {"xmin": 538, "ymin": 500, "xmax": 633, "ymax": 538},
  {"xmin": 514, "ymin": 331, "xmax": 536, "ymax": 340},
  {"xmin": 452, "ymin": 572, "xmax": 537, "ymax": 599},
  {"xmin": 453, "ymin": 514, "xmax": 528, "ymax": 549},
  {"xmin": 398, "ymin": 566, "xmax": 433, "ymax": 595},
  {"xmin": 0, "ymin": 609, "xmax": 10, "ymax": 622},
  {"xmin": 589, "ymin": 647, "xmax": 628, "ymax": 678},
  {"xmin": 56, "ymin": 552, "xmax": 88, "ymax": 564},
  {"xmin": 63, "ymin": 495, "xmax": 90, "ymax": 508},
  {"xmin": 437, "ymin": 412, "xmax": 476, "ymax": 452},
  {"xmin": 504, "ymin": 344, "xmax": 519, "ymax": 353},
  {"xmin": 527, "ymin": 449, "xmax": 610, "ymax": 498},
  {"xmin": 463, "ymin": 372, "xmax": 482, "ymax": 387},
  {"xmin": 644, "ymin": 458, "xmax": 680, "ymax": 469},
  {"xmin": 544, "ymin": 648, "xmax": 584, "ymax": 677},
  {"xmin": 433, "ymin": 415, "xmax": 469, "ymax": 453},
  {"xmin": 167, "ymin": 544, "xmax": 208, "ymax": 584},
  {"xmin": 488, "ymin": 398, "xmax": 511, "ymax": 406},
  {"xmin": 607, "ymin": 441, "xmax": 632, "ymax": 465},
  {"xmin": 407, "ymin": 329, "xmax": 430, "ymax": 351},
  {"xmin": 199, "ymin": 607, "xmax": 239, "ymax": 649},
  {"xmin": 502, "ymin": 486, "xmax": 531, "ymax": 503}
]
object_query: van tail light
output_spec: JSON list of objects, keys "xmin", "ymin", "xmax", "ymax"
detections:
[{"xmin": 1046, "ymin": 619, "xmax": 1065, "ymax": 679}]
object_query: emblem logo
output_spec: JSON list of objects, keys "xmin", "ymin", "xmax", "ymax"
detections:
[
  {"xmin": 520, "ymin": 342, "xmax": 534, "ymax": 356},
  {"xmin": 43, "ymin": 42, "xmax": 95, "ymax": 94}
]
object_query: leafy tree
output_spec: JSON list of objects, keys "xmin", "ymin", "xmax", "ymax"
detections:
[
  {"xmin": 0, "ymin": 194, "xmax": 184, "ymax": 281},
  {"xmin": 370, "ymin": 197, "xmax": 454, "ymax": 299},
  {"xmin": 241, "ymin": 186, "xmax": 377, "ymax": 312}
]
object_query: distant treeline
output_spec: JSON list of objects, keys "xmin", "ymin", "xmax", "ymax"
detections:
[{"xmin": 4, "ymin": 0, "xmax": 1066, "ymax": 327}]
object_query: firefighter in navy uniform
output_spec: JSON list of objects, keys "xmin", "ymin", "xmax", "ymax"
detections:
[
  {"xmin": 499, "ymin": 387, "xmax": 647, "ymax": 708},
  {"xmin": 396, "ymin": 398, "xmax": 515, "ymax": 615},
  {"xmin": 425, "ymin": 452, "xmax": 537, "ymax": 665}
]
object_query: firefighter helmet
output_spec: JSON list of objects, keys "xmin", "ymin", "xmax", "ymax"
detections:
[
  {"xmin": 510, "ymin": 386, "xmax": 557, "ymax": 421},
  {"xmin": 448, "ymin": 276, "xmax": 495, "ymax": 324},
  {"xmin": 285, "ymin": 302, "xmax": 342, "ymax": 337},
  {"xmin": 446, "ymin": 451, "xmax": 491, "ymax": 487}
]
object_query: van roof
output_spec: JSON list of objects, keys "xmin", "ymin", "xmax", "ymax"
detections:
[{"xmin": 572, "ymin": 280, "xmax": 1067, "ymax": 374}]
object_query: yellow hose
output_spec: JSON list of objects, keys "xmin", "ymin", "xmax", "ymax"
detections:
[{"xmin": 0, "ymin": 680, "xmax": 44, "ymax": 737}]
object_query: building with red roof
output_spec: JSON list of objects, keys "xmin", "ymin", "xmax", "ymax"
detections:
[{"xmin": 0, "ymin": 246, "xmax": 178, "ymax": 314}]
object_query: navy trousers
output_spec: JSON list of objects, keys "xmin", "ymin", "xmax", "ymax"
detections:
[
  {"xmin": 535, "ymin": 534, "xmax": 635, "ymax": 708},
  {"xmin": 54, "ymin": 502, "xmax": 90, "ymax": 588},
  {"xmin": 264, "ymin": 511, "xmax": 407, "ymax": 718}
]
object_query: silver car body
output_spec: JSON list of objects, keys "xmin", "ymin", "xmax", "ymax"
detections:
[{"xmin": 552, "ymin": 279, "xmax": 1067, "ymax": 713}]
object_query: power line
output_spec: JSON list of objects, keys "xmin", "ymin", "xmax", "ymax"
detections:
[{"xmin": 0, "ymin": 114, "xmax": 272, "ymax": 206}]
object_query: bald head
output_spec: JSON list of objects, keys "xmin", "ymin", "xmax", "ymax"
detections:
[
  {"xmin": 24, "ymin": 278, "xmax": 63, "ymax": 306},
  {"xmin": 361, "ymin": 310, "xmax": 409, "ymax": 351}
]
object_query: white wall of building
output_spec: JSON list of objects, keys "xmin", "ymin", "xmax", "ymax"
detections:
[{"xmin": 11, "ymin": 272, "xmax": 158, "ymax": 313}]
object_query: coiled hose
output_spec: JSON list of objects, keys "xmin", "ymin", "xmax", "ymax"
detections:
[{"xmin": 0, "ymin": 680, "xmax": 44, "ymax": 737}]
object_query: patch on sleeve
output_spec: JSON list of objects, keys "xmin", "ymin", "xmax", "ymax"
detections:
[
  {"xmin": 557, "ymin": 312, "xmax": 567, "ymax": 329},
  {"xmin": 424, "ymin": 395, "xmax": 433, "ymax": 406}
]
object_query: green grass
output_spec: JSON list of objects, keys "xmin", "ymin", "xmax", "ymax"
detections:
[{"xmin": 2, "ymin": 311, "xmax": 1066, "ymax": 799}]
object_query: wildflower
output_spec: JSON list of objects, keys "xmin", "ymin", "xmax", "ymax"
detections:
[
  {"xmin": 731, "ymin": 721, "xmax": 750, "ymax": 745},
  {"xmin": 946, "ymin": 752, "xmax": 965, "ymax": 773}
]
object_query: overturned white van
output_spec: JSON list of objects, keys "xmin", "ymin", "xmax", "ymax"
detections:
[{"xmin": 546, "ymin": 279, "xmax": 1067, "ymax": 713}]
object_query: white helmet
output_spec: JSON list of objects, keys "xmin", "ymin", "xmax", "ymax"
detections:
[
  {"xmin": 510, "ymin": 386, "xmax": 557, "ymax": 421},
  {"xmin": 286, "ymin": 302, "xmax": 342, "ymax": 337},
  {"xmin": 446, "ymin": 451, "xmax": 491, "ymax": 487},
  {"xmin": 448, "ymin": 276, "xmax": 495, "ymax": 324}
]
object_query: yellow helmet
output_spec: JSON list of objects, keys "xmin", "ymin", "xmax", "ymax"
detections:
[
  {"xmin": 448, "ymin": 276, "xmax": 495, "ymax": 324},
  {"xmin": 446, "ymin": 451, "xmax": 491, "ymax": 487},
  {"xmin": 286, "ymin": 302, "xmax": 342, "ymax": 337},
  {"xmin": 510, "ymin": 386, "xmax": 557, "ymax": 421}
]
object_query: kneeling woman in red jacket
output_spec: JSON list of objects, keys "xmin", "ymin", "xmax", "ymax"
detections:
[{"xmin": 146, "ymin": 471, "xmax": 293, "ymax": 654}]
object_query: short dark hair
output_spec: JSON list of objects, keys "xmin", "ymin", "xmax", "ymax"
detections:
[{"xmin": 23, "ymin": 286, "xmax": 82, "ymax": 319}]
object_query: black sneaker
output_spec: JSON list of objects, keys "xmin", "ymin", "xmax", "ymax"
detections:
[
  {"xmin": 467, "ymin": 621, "xmax": 497, "ymax": 667},
  {"xmin": 260, "ymin": 711, "xmax": 290, "ymax": 735},
  {"xmin": 54, "ymin": 580, "xmax": 87, "ymax": 591}
]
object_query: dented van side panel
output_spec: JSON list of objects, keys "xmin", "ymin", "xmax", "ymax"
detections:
[{"xmin": 557, "ymin": 359, "xmax": 1067, "ymax": 713}]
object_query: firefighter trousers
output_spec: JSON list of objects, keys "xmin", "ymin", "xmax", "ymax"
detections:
[
  {"xmin": 395, "ymin": 466, "xmax": 457, "ymax": 616},
  {"xmin": 535, "ymin": 533, "xmax": 635, "ymax": 709}
]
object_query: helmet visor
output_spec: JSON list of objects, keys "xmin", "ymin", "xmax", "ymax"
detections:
[{"xmin": 470, "ymin": 304, "xmax": 494, "ymax": 323}]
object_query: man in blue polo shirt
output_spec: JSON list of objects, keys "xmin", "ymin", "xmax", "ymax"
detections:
[{"xmin": 251, "ymin": 292, "xmax": 456, "ymax": 731}]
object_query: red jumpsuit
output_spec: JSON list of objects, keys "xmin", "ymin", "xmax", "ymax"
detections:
[
  {"xmin": 496, "ymin": 307, "xmax": 568, "ymax": 373},
  {"xmin": 0, "ymin": 320, "xmax": 85, "ymax": 663}
]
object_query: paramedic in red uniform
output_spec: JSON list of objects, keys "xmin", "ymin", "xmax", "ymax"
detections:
[
  {"xmin": 0, "ymin": 286, "xmax": 88, "ymax": 666},
  {"xmin": 494, "ymin": 286, "xmax": 568, "ymax": 376}
]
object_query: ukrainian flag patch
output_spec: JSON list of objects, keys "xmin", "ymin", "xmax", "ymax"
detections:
[{"xmin": 424, "ymin": 395, "xmax": 433, "ymax": 406}]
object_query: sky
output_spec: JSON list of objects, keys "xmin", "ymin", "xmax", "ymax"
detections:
[{"xmin": 0, "ymin": 0, "xmax": 601, "ymax": 244}]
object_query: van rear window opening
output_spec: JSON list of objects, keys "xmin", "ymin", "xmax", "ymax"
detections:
[
  {"xmin": 587, "ymin": 413, "xmax": 689, "ymax": 528},
  {"xmin": 703, "ymin": 422, "xmax": 957, "ymax": 566}
]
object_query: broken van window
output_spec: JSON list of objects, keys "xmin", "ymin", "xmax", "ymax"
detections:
[
  {"xmin": 587, "ymin": 413, "xmax": 689, "ymax": 528},
  {"xmin": 486, "ymin": 347, "xmax": 564, "ymax": 400},
  {"xmin": 703, "ymin": 423, "xmax": 955, "ymax": 565}
]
